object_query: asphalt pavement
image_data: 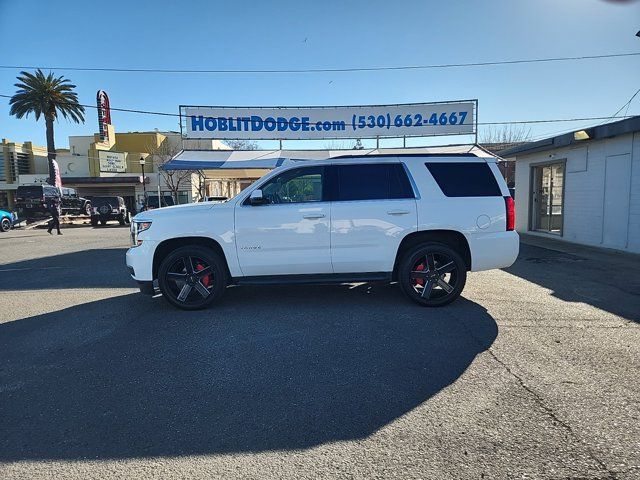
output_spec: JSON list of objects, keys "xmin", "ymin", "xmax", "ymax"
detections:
[{"xmin": 0, "ymin": 226, "xmax": 638, "ymax": 479}]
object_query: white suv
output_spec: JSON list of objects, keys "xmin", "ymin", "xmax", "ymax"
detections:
[{"xmin": 126, "ymin": 154, "xmax": 518, "ymax": 310}]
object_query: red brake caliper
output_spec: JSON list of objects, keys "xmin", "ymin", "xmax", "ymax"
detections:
[
  {"xmin": 195, "ymin": 263, "xmax": 210, "ymax": 287},
  {"xmin": 414, "ymin": 263, "xmax": 426, "ymax": 286}
]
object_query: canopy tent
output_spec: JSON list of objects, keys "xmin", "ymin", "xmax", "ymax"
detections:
[{"xmin": 163, "ymin": 144, "xmax": 494, "ymax": 171}]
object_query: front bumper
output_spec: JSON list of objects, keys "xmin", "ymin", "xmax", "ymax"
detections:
[{"xmin": 125, "ymin": 240, "xmax": 157, "ymax": 282}]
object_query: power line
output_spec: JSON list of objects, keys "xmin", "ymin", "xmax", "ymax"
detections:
[
  {"xmin": 1, "ymin": 52, "xmax": 639, "ymax": 75},
  {"xmin": 611, "ymin": 87, "xmax": 640, "ymax": 119},
  {"xmin": 1, "ymin": 93, "xmax": 636, "ymax": 129}
]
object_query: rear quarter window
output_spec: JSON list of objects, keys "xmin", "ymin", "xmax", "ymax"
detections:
[{"xmin": 425, "ymin": 162, "xmax": 502, "ymax": 197}]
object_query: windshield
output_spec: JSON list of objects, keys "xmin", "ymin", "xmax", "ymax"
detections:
[{"xmin": 92, "ymin": 197, "xmax": 120, "ymax": 208}]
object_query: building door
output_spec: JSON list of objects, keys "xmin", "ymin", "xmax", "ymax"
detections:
[
  {"xmin": 531, "ymin": 162, "xmax": 564, "ymax": 234},
  {"xmin": 602, "ymin": 153, "xmax": 631, "ymax": 249}
]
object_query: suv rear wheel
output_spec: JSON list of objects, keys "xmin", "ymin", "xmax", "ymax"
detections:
[
  {"xmin": 158, "ymin": 245, "xmax": 227, "ymax": 310},
  {"xmin": 399, "ymin": 242, "xmax": 467, "ymax": 307}
]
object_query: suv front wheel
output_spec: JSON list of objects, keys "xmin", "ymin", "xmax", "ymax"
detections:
[
  {"xmin": 399, "ymin": 242, "xmax": 467, "ymax": 307},
  {"xmin": 158, "ymin": 245, "xmax": 227, "ymax": 310}
]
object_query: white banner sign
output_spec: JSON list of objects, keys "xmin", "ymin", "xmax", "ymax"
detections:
[
  {"xmin": 181, "ymin": 101, "xmax": 476, "ymax": 140},
  {"xmin": 99, "ymin": 151, "xmax": 127, "ymax": 173}
]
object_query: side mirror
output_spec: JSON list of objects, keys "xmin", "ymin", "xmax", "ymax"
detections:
[{"xmin": 249, "ymin": 189, "xmax": 266, "ymax": 205}]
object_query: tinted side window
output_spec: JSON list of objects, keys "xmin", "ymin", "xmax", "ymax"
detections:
[
  {"xmin": 335, "ymin": 164, "xmax": 414, "ymax": 201},
  {"xmin": 44, "ymin": 186, "xmax": 60, "ymax": 197},
  {"xmin": 425, "ymin": 162, "xmax": 501, "ymax": 197},
  {"xmin": 260, "ymin": 166, "xmax": 324, "ymax": 204}
]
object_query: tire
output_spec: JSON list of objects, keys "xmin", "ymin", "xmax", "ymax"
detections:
[
  {"xmin": 100, "ymin": 219, "xmax": 107, "ymax": 226},
  {"xmin": 158, "ymin": 245, "xmax": 227, "ymax": 310},
  {"xmin": 398, "ymin": 242, "xmax": 467, "ymax": 307},
  {"xmin": 90, "ymin": 217, "xmax": 98, "ymax": 226},
  {"xmin": 0, "ymin": 217, "xmax": 10, "ymax": 232},
  {"xmin": 118, "ymin": 215, "xmax": 125, "ymax": 226},
  {"xmin": 84, "ymin": 203, "xmax": 92, "ymax": 216}
]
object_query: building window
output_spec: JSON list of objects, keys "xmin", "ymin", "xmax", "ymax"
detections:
[
  {"xmin": 0, "ymin": 153, "xmax": 5, "ymax": 182},
  {"xmin": 9, "ymin": 153, "xmax": 31, "ymax": 182}
]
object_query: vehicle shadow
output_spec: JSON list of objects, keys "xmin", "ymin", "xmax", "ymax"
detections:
[
  {"xmin": 504, "ymin": 243, "xmax": 640, "ymax": 323},
  {"xmin": 0, "ymin": 248, "xmax": 132, "ymax": 290},
  {"xmin": 0, "ymin": 284, "xmax": 497, "ymax": 461}
]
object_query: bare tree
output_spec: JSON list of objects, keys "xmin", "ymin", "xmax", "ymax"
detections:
[
  {"xmin": 480, "ymin": 124, "xmax": 531, "ymax": 146},
  {"xmin": 146, "ymin": 138, "xmax": 196, "ymax": 204},
  {"xmin": 224, "ymin": 139, "xmax": 259, "ymax": 150},
  {"xmin": 479, "ymin": 125, "xmax": 530, "ymax": 189}
]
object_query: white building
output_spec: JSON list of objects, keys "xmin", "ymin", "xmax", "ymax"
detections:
[{"xmin": 501, "ymin": 116, "xmax": 640, "ymax": 254}]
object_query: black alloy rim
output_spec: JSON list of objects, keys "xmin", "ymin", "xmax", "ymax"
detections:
[
  {"xmin": 409, "ymin": 252, "xmax": 458, "ymax": 300},
  {"xmin": 165, "ymin": 255, "xmax": 214, "ymax": 304}
]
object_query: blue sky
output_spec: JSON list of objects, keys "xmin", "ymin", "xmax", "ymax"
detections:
[{"xmin": 1, "ymin": 0, "xmax": 639, "ymax": 149}]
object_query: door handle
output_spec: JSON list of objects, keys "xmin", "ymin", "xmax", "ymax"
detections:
[
  {"xmin": 387, "ymin": 210, "xmax": 410, "ymax": 215},
  {"xmin": 303, "ymin": 213, "xmax": 325, "ymax": 219}
]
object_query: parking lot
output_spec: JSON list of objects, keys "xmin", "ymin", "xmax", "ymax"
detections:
[{"xmin": 0, "ymin": 226, "xmax": 638, "ymax": 479}]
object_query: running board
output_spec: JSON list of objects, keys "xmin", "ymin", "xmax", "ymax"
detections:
[{"xmin": 233, "ymin": 272, "xmax": 392, "ymax": 286}]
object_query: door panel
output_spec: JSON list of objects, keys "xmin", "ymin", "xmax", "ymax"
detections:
[
  {"xmin": 329, "ymin": 163, "xmax": 417, "ymax": 273},
  {"xmin": 235, "ymin": 203, "xmax": 331, "ymax": 276},
  {"xmin": 330, "ymin": 200, "xmax": 417, "ymax": 273},
  {"xmin": 234, "ymin": 165, "xmax": 331, "ymax": 276},
  {"xmin": 602, "ymin": 154, "xmax": 631, "ymax": 248}
]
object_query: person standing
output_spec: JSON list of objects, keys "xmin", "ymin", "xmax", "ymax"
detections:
[{"xmin": 47, "ymin": 197, "xmax": 62, "ymax": 235}]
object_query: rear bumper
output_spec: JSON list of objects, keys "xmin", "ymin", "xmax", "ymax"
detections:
[{"xmin": 467, "ymin": 230, "xmax": 519, "ymax": 271}]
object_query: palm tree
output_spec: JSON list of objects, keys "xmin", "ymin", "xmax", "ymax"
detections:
[{"xmin": 9, "ymin": 69, "xmax": 85, "ymax": 185}]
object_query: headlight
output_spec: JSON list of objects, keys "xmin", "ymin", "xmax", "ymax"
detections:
[
  {"xmin": 131, "ymin": 220, "xmax": 152, "ymax": 246},
  {"xmin": 135, "ymin": 221, "xmax": 152, "ymax": 233}
]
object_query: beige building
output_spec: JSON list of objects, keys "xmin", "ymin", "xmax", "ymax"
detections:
[
  {"xmin": 1, "ymin": 127, "xmax": 261, "ymax": 211},
  {"xmin": 0, "ymin": 139, "xmax": 49, "ymax": 208}
]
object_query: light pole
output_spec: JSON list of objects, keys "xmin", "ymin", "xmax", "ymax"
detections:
[{"xmin": 139, "ymin": 157, "xmax": 147, "ymax": 208}]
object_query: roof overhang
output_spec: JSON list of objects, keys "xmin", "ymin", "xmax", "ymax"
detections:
[
  {"xmin": 163, "ymin": 144, "xmax": 493, "ymax": 171},
  {"xmin": 61, "ymin": 176, "xmax": 143, "ymax": 185},
  {"xmin": 499, "ymin": 115, "xmax": 640, "ymax": 157}
]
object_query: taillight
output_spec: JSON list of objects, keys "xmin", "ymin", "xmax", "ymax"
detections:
[{"xmin": 504, "ymin": 196, "xmax": 515, "ymax": 231}]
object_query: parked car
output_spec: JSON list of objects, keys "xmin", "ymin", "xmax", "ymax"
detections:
[
  {"xmin": 91, "ymin": 196, "xmax": 130, "ymax": 226},
  {"xmin": 141, "ymin": 195, "xmax": 175, "ymax": 212},
  {"xmin": 61, "ymin": 187, "xmax": 92, "ymax": 215},
  {"xmin": 15, "ymin": 185, "xmax": 91, "ymax": 218},
  {"xmin": 0, "ymin": 209, "xmax": 18, "ymax": 232},
  {"xmin": 126, "ymin": 154, "xmax": 519, "ymax": 310}
]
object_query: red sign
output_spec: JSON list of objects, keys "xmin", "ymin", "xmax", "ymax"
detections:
[{"xmin": 97, "ymin": 90, "xmax": 112, "ymax": 141}]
